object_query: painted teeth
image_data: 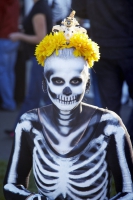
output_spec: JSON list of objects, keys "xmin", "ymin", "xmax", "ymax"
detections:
[
  {"xmin": 56, "ymin": 95, "xmax": 77, "ymax": 104},
  {"xmin": 57, "ymin": 99, "xmax": 77, "ymax": 104}
]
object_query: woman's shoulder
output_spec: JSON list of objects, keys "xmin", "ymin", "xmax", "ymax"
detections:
[
  {"xmin": 100, "ymin": 107, "xmax": 122, "ymax": 124},
  {"xmin": 81, "ymin": 102, "xmax": 98, "ymax": 112},
  {"xmin": 16, "ymin": 108, "xmax": 42, "ymax": 133},
  {"xmin": 20, "ymin": 108, "xmax": 38, "ymax": 121},
  {"xmin": 97, "ymin": 107, "xmax": 126, "ymax": 137},
  {"xmin": 32, "ymin": 0, "xmax": 51, "ymax": 15},
  {"xmin": 82, "ymin": 103, "xmax": 126, "ymax": 138},
  {"xmin": 82, "ymin": 102, "xmax": 122, "ymax": 126}
]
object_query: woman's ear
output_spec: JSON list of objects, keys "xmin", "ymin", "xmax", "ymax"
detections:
[
  {"xmin": 42, "ymin": 76, "xmax": 47, "ymax": 93},
  {"xmin": 85, "ymin": 78, "xmax": 90, "ymax": 93}
]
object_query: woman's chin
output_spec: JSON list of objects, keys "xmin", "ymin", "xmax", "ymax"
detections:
[{"xmin": 52, "ymin": 101, "xmax": 79, "ymax": 111}]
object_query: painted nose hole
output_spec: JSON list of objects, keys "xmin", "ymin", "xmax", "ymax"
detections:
[{"xmin": 63, "ymin": 87, "xmax": 72, "ymax": 96}]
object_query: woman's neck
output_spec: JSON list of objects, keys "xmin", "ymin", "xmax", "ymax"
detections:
[{"xmin": 52, "ymin": 104, "xmax": 82, "ymax": 129}]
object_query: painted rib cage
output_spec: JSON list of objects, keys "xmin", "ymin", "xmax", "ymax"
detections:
[{"xmin": 33, "ymin": 134, "xmax": 108, "ymax": 200}]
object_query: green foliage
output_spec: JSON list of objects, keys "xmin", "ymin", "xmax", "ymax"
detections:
[
  {"xmin": 28, "ymin": 170, "xmax": 38, "ymax": 192},
  {"xmin": 110, "ymin": 176, "xmax": 117, "ymax": 197},
  {"xmin": 0, "ymin": 161, "xmax": 6, "ymax": 200}
]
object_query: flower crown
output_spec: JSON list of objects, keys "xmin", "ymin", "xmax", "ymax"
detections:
[{"xmin": 35, "ymin": 11, "xmax": 100, "ymax": 68}]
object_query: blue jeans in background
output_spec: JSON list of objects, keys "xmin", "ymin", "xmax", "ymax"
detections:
[{"xmin": 0, "ymin": 39, "xmax": 19, "ymax": 110}]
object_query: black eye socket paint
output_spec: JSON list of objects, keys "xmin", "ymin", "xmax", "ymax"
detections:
[
  {"xmin": 52, "ymin": 77, "xmax": 65, "ymax": 85},
  {"xmin": 45, "ymin": 70, "xmax": 54, "ymax": 82},
  {"xmin": 70, "ymin": 77, "xmax": 82, "ymax": 85}
]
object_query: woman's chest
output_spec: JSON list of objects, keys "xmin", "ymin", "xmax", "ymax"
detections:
[{"xmin": 32, "ymin": 133, "xmax": 110, "ymax": 199}]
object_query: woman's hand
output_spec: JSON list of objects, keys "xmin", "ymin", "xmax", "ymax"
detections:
[
  {"xmin": 26, "ymin": 194, "xmax": 48, "ymax": 200},
  {"xmin": 9, "ymin": 32, "xmax": 23, "ymax": 41},
  {"xmin": 9, "ymin": 14, "xmax": 47, "ymax": 44}
]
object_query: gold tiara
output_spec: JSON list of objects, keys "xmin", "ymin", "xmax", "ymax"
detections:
[{"xmin": 35, "ymin": 11, "xmax": 100, "ymax": 68}]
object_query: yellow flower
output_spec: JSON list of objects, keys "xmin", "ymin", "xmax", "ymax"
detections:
[
  {"xmin": 35, "ymin": 31, "xmax": 100, "ymax": 68},
  {"xmin": 35, "ymin": 32, "xmax": 67, "ymax": 66},
  {"xmin": 70, "ymin": 33, "xmax": 100, "ymax": 67}
]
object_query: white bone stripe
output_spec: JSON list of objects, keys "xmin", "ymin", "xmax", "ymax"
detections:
[
  {"xmin": 34, "ymin": 138, "xmax": 59, "ymax": 169},
  {"xmin": 69, "ymin": 151, "xmax": 106, "ymax": 179},
  {"xmin": 99, "ymin": 189, "xmax": 108, "ymax": 200},
  {"xmin": 38, "ymin": 186, "xmax": 63, "ymax": 200},
  {"xmin": 69, "ymin": 139, "xmax": 107, "ymax": 172},
  {"xmin": 67, "ymin": 188, "xmax": 108, "ymax": 200},
  {"xmin": 4, "ymin": 184, "xmax": 30, "ymax": 196},
  {"xmin": 33, "ymin": 167, "xmax": 58, "ymax": 191},
  {"xmin": 33, "ymin": 161, "xmax": 58, "ymax": 184},
  {"xmin": 69, "ymin": 162, "xmax": 107, "ymax": 187},
  {"xmin": 27, "ymin": 194, "xmax": 42, "ymax": 200},
  {"xmin": 66, "ymin": 190, "xmax": 82, "ymax": 200},
  {"xmin": 68, "ymin": 174, "xmax": 108, "ymax": 195},
  {"xmin": 8, "ymin": 121, "xmax": 31, "ymax": 183},
  {"xmin": 115, "ymin": 132, "xmax": 133, "ymax": 192},
  {"xmin": 33, "ymin": 149, "xmax": 58, "ymax": 177}
]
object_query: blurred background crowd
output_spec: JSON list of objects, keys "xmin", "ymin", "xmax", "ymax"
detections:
[
  {"xmin": 0, "ymin": 0, "xmax": 133, "ymax": 197},
  {"xmin": 0, "ymin": 0, "xmax": 133, "ymax": 145}
]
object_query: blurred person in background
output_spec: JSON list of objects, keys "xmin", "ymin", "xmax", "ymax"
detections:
[
  {"xmin": 0, "ymin": 0, "xmax": 20, "ymax": 111},
  {"xmin": 48, "ymin": 0, "xmax": 72, "ymax": 25},
  {"xmin": 5, "ymin": 0, "xmax": 53, "ymax": 137},
  {"xmin": 72, "ymin": 0, "xmax": 133, "ymax": 143}
]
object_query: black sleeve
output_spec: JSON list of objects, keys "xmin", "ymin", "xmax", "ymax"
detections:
[
  {"xmin": 32, "ymin": 0, "xmax": 53, "ymax": 34},
  {"xmin": 106, "ymin": 115, "xmax": 133, "ymax": 199}
]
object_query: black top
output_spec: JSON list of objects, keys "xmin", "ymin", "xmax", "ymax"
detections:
[
  {"xmin": 3, "ymin": 104, "xmax": 133, "ymax": 199},
  {"xmin": 23, "ymin": 0, "xmax": 53, "ymax": 57},
  {"xmin": 72, "ymin": 0, "xmax": 133, "ymax": 59}
]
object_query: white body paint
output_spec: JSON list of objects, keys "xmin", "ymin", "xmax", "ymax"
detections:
[
  {"xmin": 33, "ymin": 131, "xmax": 109, "ymax": 200},
  {"xmin": 44, "ymin": 56, "xmax": 88, "ymax": 111}
]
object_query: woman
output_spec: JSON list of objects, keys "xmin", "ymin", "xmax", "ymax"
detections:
[
  {"xmin": 3, "ymin": 11, "xmax": 133, "ymax": 200},
  {"xmin": 7, "ymin": 0, "xmax": 52, "ymax": 136}
]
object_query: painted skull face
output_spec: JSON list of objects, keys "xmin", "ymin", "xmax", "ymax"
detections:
[{"xmin": 44, "ymin": 57, "xmax": 89, "ymax": 111}]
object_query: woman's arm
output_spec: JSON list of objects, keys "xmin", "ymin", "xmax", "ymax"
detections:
[
  {"xmin": 3, "ymin": 114, "xmax": 47, "ymax": 200},
  {"xmin": 9, "ymin": 14, "xmax": 47, "ymax": 44},
  {"xmin": 106, "ymin": 114, "xmax": 133, "ymax": 199},
  {"xmin": 3, "ymin": 119, "xmax": 34, "ymax": 200}
]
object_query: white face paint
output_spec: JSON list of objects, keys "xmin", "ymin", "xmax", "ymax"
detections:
[{"xmin": 44, "ymin": 57, "xmax": 89, "ymax": 111}]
